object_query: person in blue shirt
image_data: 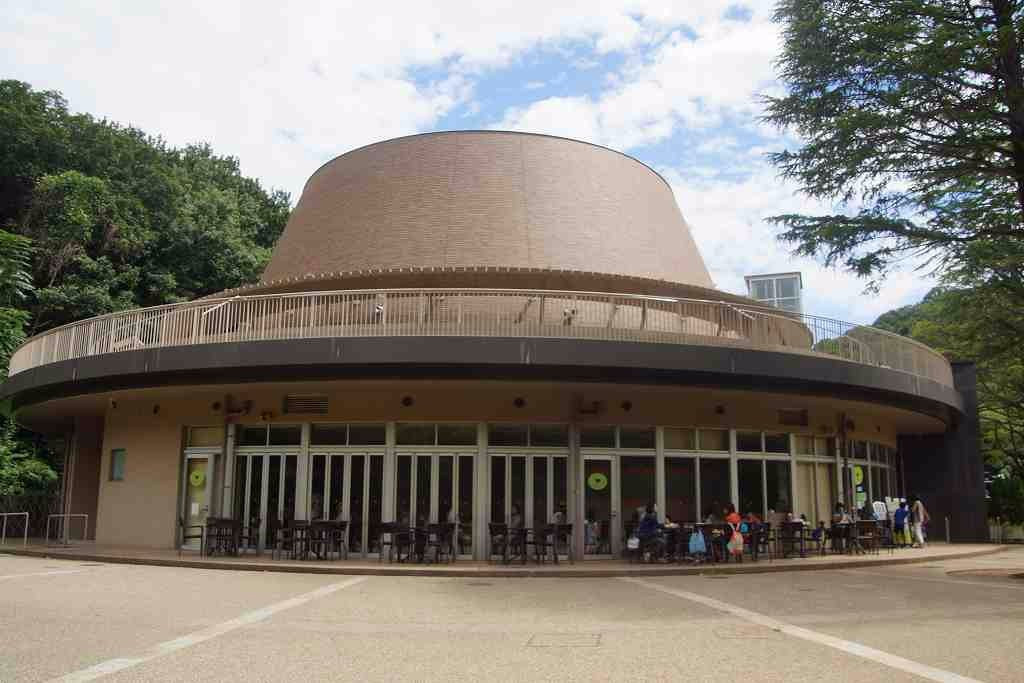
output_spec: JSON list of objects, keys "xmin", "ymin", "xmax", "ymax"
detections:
[
  {"xmin": 636, "ymin": 503, "xmax": 664, "ymax": 561},
  {"xmin": 893, "ymin": 500, "xmax": 910, "ymax": 547}
]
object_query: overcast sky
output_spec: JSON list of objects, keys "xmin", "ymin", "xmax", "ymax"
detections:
[{"xmin": 1, "ymin": 1, "xmax": 935, "ymax": 322}]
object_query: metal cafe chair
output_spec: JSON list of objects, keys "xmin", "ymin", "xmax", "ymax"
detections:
[
  {"xmin": 488, "ymin": 522, "xmax": 509, "ymax": 564},
  {"xmin": 237, "ymin": 517, "xmax": 260, "ymax": 555},
  {"xmin": 378, "ymin": 522, "xmax": 411, "ymax": 563}
]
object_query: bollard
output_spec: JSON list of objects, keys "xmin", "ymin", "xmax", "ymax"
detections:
[{"xmin": 945, "ymin": 516, "xmax": 950, "ymax": 544}]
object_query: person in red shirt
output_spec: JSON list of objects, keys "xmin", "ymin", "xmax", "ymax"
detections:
[{"xmin": 724, "ymin": 503, "xmax": 741, "ymax": 526}]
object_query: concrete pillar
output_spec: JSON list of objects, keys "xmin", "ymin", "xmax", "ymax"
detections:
[{"xmin": 899, "ymin": 362, "xmax": 987, "ymax": 542}]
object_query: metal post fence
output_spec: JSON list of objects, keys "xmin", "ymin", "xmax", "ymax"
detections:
[{"xmin": 0, "ymin": 512, "xmax": 29, "ymax": 546}]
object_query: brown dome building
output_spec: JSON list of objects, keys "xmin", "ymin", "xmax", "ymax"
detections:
[{"xmin": 1, "ymin": 131, "xmax": 985, "ymax": 558}]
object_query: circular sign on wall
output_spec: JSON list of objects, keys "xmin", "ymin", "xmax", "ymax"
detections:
[
  {"xmin": 189, "ymin": 470, "xmax": 205, "ymax": 488},
  {"xmin": 587, "ymin": 472, "xmax": 609, "ymax": 491},
  {"xmin": 853, "ymin": 466, "xmax": 864, "ymax": 486}
]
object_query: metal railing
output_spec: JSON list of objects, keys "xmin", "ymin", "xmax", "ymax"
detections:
[
  {"xmin": 45, "ymin": 513, "xmax": 89, "ymax": 546},
  {"xmin": 1, "ymin": 512, "xmax": 29, "ymax": 546},
  {"xmin": 7, "ymin": 288, "xmax": 954, "ymax": 388}
]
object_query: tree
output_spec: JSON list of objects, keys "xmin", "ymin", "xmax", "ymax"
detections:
[
  {"xmin": 0, "ymin": 80, "xmax": 291, "ymax": 331},
  {"xmin": 764, "ymin": 1, "xmax": 1024, "ymax": 308},
  {"xmin": 874, "ymin": 287, "xmax": 1024, "ymax": 480},
  {"xmin": 0, "ymin": 229, "xmax": 56, "ymax": 496}
]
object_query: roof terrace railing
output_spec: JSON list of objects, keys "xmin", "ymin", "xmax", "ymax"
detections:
[{"xmin": 5, "ymin": 288, "xmax": 954, "ymax": 388}]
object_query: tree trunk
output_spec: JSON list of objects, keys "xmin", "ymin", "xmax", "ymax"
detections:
[{"xmin": 991, "ymin": 0, "xmax": 1024, "ymax": 221}]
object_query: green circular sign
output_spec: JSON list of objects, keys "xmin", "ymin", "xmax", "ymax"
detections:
[
  {"xmin": 587, "ymin": 472, "xmax": 608, "ymax": 491},
  {"xmin": 853, "ymin": 466, "xmax": 864, "ymax": 486},
  {"xmin": 189, "ymin": 470, "xmax": 205, "ymax": 488}
]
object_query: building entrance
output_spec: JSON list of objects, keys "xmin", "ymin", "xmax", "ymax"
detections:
[
  {"xmin": 308, "ymin": 452, "xmax": 384, "ymax": 556},
  {"xmin": 232, "ymin": 453, "xmax": 298, "ymax": 551}
]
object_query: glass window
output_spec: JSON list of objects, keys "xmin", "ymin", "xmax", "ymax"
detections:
[
  {"xmin": 310, "ymin": 455, "xmax": 326, "ymax": 519},
  {"xmin": 458, "ymin": 456, "xmax": 474, "ymax": 554},
  {"xmin": 311, "ymin": 423, "xmax": 348, "ymax": 446},
  {"xmin": 238, "ymin": 425, "xmax": 268, "ymax": 447},
  {"xmin": 415, "ymin": 456, "xmax": 431, "ymax": 524},
  {"xmin": 698, "ymin": 429, "xmax": 729, "ymax": 451},
  {"xmin": 664, "ymin": 427, "xmax": 696, "ymax": 450},
  {"xmin": 751, "ymin": 279, "xmax": 773, "ymax": 299},
  {"xmin": 395, "ymin": 455, "xmax": 411, "ymax": 524},
  {"xmin": 620, "ymin": 456, "xmax": 656, "ymax": 531},
  {"xmin": 268, "ymin": 424, "xmax": 301, "ymax": 446},
  {"xmin": 510, "ymin": 457, "xmax": 526, "ymax": 522},
  {"xmin": 777, "ymin": 299, "xmax": 800, "ymax": 312},
  {"xmin": 350, "ymin": 455, "xmax": 365, "ymax": 552},
  {"xmin": 852, "ymin": 440, "xmax": 868, "ymax": 460},
  {"xmin": 397, "ymin": 423, "xmax": 436, "ymax": 446},
  {"xmin": 764, "ymin": 432, "xmax": 790, "ymax": 454},
  {"xmin": 665, "ymin": 457, "xmax": 696, "ymax": 522},
  {"xmin": 329, "ymin": 455, "xmax": 345, "ymax": 521},
  {"xmin": 368, "ymin": 455, "xmax": 383, "ymax": 552},
  {"xmin": 348, "ymin": 423, "xmax": 385, "ymax": 445},
  {"xmin": 619, "ymin": 427, "xmax": 655, "ymax": 449},
  {"xmin": 738, "ymin": 459, "xmax": 764, "ymax": 517},
  {"xmin": 777, "ymin": 276, "xmax": 798, "ymax": 299},
  {"xmin": 699, "ymin": 458, "xmax": 730, "ymax": 520},
  {"xmin": 553, "ymin": 458, "xmax": 568, "ymax": 518},
  {"xmin": 794, "ymin": 435, "xmax": 814, "ymax": 455},
  {"xmin": 532, "ymin": 457, "xmax": 548, "ymax": 526},
  {"xmin": 109, "ymin": 449, "xmax": 126, "ymax": 481},
  {"xmin": 796, "ymin": 462, "xmax": 816, "ymax": 524},
  {"xmin": 766, "ymin": 461, "xmax": 792, "ymax": 513},
  {"xmin": 488, "ymin": 424, "xmax": 528, "ymax": 447},
  {"xmin": 437, "ymin": 423, "xmax": 477, "ymax": 446},
  {"xmin": 188, "ymin": 426, "xmax": 223, "ymax": 447},
  {"xmin": 580, "ymin": 426, "xmax": 615, "ymax": 448},
  {"xmin": 490, "ymin": 456, "xmax": 506, "ymax": 523},
  {"xmin": 530, "ymin": 424, "xmax": 569, "ymax": 447},
  {"xmin": 736, "ymin": 431, "xmax": 762, "ymax": 453},
  {"xmin": 870, "ymin": 466, "xmax": 882, "ymax": 503}
]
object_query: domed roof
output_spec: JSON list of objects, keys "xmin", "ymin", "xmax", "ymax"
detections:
[{"xmin": 259, "ymin": 131, "xmax": 715, "ymax": 293}]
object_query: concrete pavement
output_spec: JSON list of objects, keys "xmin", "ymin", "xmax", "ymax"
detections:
[{"xmin": 1, "ymin": 548, "xmax": 1022, "ymax": 682}]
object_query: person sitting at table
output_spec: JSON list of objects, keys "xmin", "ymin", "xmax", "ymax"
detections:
[
  {"xmin": 636, "ymin": 504, "xmax": 664, "ymax": 561},
  {"xmin": 310, "ymin": 494, "xmax": 324, "ymax": 521},
  {"xmin": 744, "ymin": 510, "xmax": 762, "ymax": 526},
  {"xmin": 832, "ymin": 502, "xmax": 851, "ymax": 524}
]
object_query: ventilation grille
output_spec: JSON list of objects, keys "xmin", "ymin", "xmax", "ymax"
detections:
[{"xmin": 283, "ymin": 394, "xmax": 328, "ymax": 415}]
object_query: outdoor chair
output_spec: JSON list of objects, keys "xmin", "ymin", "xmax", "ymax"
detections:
[
  {"xmin": 378, "ymin": 522, "xmax": 411, "ymax": 563},
  {"xmin": 776, "ymin": 522, "xmax": 807, "ymax": 559},
  {"xmin": 237, "ymin": 517, "xmax": 259, "ymax": 554},
  {"xmin": 177, "ymin": 516, "xmax": 204, "ymax": 557},
  {"xmin": 488, "ymin": 522, "xmax": 509, "ymax": 564},
  {"xmin": 855, "ymin": 520, "xmax": 880, "ymax": 555},
  {"xmin": 425, "ymin": 523, "xmax": 455, "ymax": 564}
]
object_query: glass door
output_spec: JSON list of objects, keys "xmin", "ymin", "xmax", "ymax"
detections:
[
  {"xmin": 395, "ymin": 453, "xmax": 475, "ymax": 557},
  {"xmin": 310, "ymin": 452, "xmax": 384, "ymax": 557},
  {"xmin": 583, "ymin": 455, "xmax": 617, "ymax": 557},
  {"xmin": 182, "ymin": 454, "xmax": 212, "ymax": 547},
  {"xmin": 232, "ymin": 453, "xmax": 297, "ymax": 551}
]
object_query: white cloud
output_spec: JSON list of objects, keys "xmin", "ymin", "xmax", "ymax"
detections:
[
  {"xmin": 662, "ymin": 164, "xmax": 936, "ymax": 322},
  {"xmin": 0, "ymin": 0, "xmax": 934, "ymax": 319}
]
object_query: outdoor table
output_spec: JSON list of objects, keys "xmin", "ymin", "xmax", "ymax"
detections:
[{"xmin": 776, "ymin": 522, "xmax": 807, "ymax": 559}]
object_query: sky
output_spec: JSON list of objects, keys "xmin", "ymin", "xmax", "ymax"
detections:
[{"xmin": 0, "ymin": 0, "xmax": 935, "ymax": 323}]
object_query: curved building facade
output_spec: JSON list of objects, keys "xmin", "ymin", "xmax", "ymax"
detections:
[{"xmin": 2, "ymin": 131, "xmax": 986, "ymax": 557}]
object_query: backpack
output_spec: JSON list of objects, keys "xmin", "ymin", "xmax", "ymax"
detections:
[{"xmin": 688, "ymin": 530, "xmax": 706, "ymax": 555}]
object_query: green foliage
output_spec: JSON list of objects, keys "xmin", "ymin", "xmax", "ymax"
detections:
[
  {"xmin": 874, "ymin": 287, "xmax": 1024, "ymax": 480},
  {"xmin": 0, "ymin": 421, "xmax": 56, "ymax": 496},
  {"xmin": 765, "ymin": 0, "xmax": 1024, "ymax": 297},
  {"xmin": 0, "ymin": 80, "xmax": 290, "ymax": 496},
  {"xmin": 989, "ymin": 475, "xmax": 1024, "ymax": 524},
  {"xmin": 0, "ymin": 80, "xmax": 291, "ymax": 331}
]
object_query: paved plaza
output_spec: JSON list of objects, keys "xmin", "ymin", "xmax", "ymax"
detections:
[{"xmin": 1, "ymin": 546, "xmax": 1022, "ymax": 682}]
